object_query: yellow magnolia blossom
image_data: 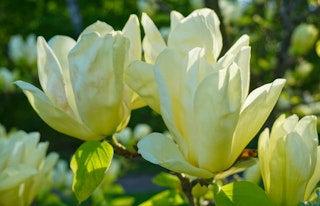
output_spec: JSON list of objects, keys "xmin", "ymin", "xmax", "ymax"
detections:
[
  {"xmin": 0, "ymin": 125, "xmax": 58, "ymax": 206},
  {"xmin": 141, "ymin": 8, "xmax": 222, "ymax": 64},
  {"xmin": 258, "ymin": 114, "xmax": 320, "ymax": 206},
  {"xmin": 16, "ymin": 16, "xmax": 144, "ymax": 141},
  {"xmin": 129, "ymin": 35, "xmax": 285, "ymax": 177}
]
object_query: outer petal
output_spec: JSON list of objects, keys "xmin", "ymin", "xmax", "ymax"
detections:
[
  {"xmin": 154, "ymin": 49, "xmax": 189, "ymax": 157},
  {"xmin": 268, "ymin": 133, "xmax": 312, "ymax": 205},
  {"xmin": 125, "ymin": 61, "xmax": 160, "ymax": 113},
  {"xmin": 258, "ymin": 128, "xmax": 271, "ymax": 193},
  {"xmin": 15, "ymin": 81, "xmax": 100, "ymax": 140},
  {"xmin": 69, "ymin": 32, "xmax": 129, "ymax": 136},
  {"xmin": 168, "ymin": 8, "xmax": 222, "ymax": 64},
  {"xmin": 170, "ymin": 10, "xmax": 184, "ymax": 30},
  {"xmin": 231, "ymin": 79, "xmax": 286, "ymax": 162},
  {"xmin": 78, "ymin": 20, "xmax": 114, "ymax": 38},
  {"xmin": 305, "ymin": 146, "xmax": 320, "ymax": 200},
  {"xmin": 37, "ymin": 37, "xmax": 74, "ymax": 116},
  {"xmin": 46, "ymin": 36, "xmax": 81, "ymax": 120},
  {"xmin": 122, "ymin": 14, "xmax": 141, "ymax": 62},
  {"xmin": 137, "ymin": 133, "xmax": 214, "ymax": 178},
  {"xmin": 194, "ymin": 64, "xmax": 242, "ymax": 172},
  {"xmin": 141, "ymin": 13, "xmax": 167, "ymax": 63}
]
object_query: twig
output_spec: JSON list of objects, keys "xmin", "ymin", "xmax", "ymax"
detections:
[
  {"xmin": 109, "ymin": 136, "xmax": 141, "ymax": 158},
  {"xmin": 174, "ymin": 173, "xmax": 196, "ymax": 206}
]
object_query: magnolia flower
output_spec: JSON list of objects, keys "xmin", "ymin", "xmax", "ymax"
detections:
[
  {"xmin": 128, "ymin": 34, "xmax": 286, "ymax": 178},
  {"xmin": 0, "ymin": 126, "xmax": 58, "ymax": 206},
  {"xmin": 141, "ymin": 8, "xmax": 222, "ymax": 64},
  {"xmin": 258, "ymin": 114, "xmax": 320, "ymax": 206},
  {"xmin": 289, "ymin": 23, "xmax": 319, "ymax": 56},
  {"xmin": 0, "ymin": 67, "xmax": 16, "ymax": 92},
  {"xmin": 8, "ymin": 34, "xmax": 37, "ymax": 67},
  {"xmin": 16, "ymin": 16, "xmax": 144, "ymax": 141}
]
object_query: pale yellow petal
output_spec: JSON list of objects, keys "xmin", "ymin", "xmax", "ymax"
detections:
[
  {"xmin": 258, "ymin": 128, "xmax": 271, "ymax": 193},
  {"xmin": 170, "ymin": 10, "xmax": 184, "ymax": 30},
  {"xmin": 125, "ymin": 61, "xmax": 160, "ymax": 113},
  {"xmin": 37, "ymin": 37, "xmax": 71, "ymax": 114},
  {"xmin": 141, "ymin": 13, "xmax": 167, "ymax": 63},
  {"xmin": 122, "ymin": 14, "xmax": 141, "ymax": 62},
  {"xmin": 305, "ymin": 146, "xmax": 320, "ymax": 200},
  {"xmin": 15, "ymin": 81, "xmax": 100, "ymax": 140},
  {"xmin": 78, "ymin": 20, "xmax": 114, "ymax": 38},
  {"xmin": 137, "ymin": 133, "xmax": 214, "ymax": 178},
  {"xmin": 0, "ymin": 165, "xmax": 37, "ymax": 191},
  {"xmin": 194, "ymin": 64, "xmax": 242, "ymax": 172},
  {"xmin": 69, "ymin": 33, "xmax": 129, "ymax": 136},
  {"xmin": 231, "ymin": 79, "xmax": 286, "ymax": 162}
]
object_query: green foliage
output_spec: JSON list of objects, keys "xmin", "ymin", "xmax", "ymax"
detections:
[
  {"xmin": 139, "ymin": 190, "xmax": 187, "ymax": 206},
  {"xmin": 213, "ymin": 181, "xmax": 274, "ymax": 206},
  {"xmin": 70, "ymin": 141, "xmax": 114, "ymax": 203}
]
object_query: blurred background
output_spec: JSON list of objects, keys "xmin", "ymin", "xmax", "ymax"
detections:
[{"xmin": 0, "ymin": 0, "xmax": 319, "ymax": 205}]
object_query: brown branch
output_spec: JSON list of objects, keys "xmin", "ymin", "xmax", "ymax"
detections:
[
  {"xmin": 174, "ymin": 173, "xmax": 196, "ymax": 206},
  {"xmin": 109, "ymin": 136, "xmax": 141, "ymax": 159}
]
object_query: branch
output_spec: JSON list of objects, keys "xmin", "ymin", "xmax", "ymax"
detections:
[
  {"xmin": 174, "ymin": 173, "xmax": 196, "ymax": 206},
  {"xmin": 109, "ymin": 136, "xmax": 141, "ymax": 159}
]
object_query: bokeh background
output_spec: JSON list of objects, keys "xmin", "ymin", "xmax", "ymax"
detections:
[{"xmin": 0, "ymin": 0, "xmax": 319, "ymax": 205}]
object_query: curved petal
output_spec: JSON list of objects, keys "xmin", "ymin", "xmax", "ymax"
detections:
[
  {"xmin": 46, "ymin": 35, "xmax": 81, "ymax": 121},
  {"xmin": 170, "ymin": 10, "xmax": 184, "ymax": 30},
  {"xmin": 122, "ymin": 14, "xmax": 141, "ymax": 62},
  {"xmin": 231, "ymin": 79, "xmax": 286, "ymax": 162},
  {"xmin": 305, "ymin": 146, "xmax": 320, "ymax": 200},
  {"xmin": 125, "ymin": 61, "xmax": 160, "ymax": 113},
  {"xmin": 268, "ymin": 133, "xmax": 312, "ymax": 205},
  {"xmin": 141, "ymin": 13, "xmax": 167, "ymax": 63},
  {"xmin": 78, "ymin": 20, "xmax": 114, "ymax": 38},
  {"xmin": 154, "ymin": 49, "xmax": 188, "ymax": 157},
  {"xmin": 69, "ymin": 32, "xmax": 129, "ymax": 136},
  {"xmin": 138, "ymin": 133, "xmax": 214, "ymax": 178},
  {"xmin": 37, "ymin": 37, "xmax": 74, "ymax": 116},
  {"xmin": 15, "ymin": 81, "xmax": 100, "ymax": 141},
  {"xmin": 194, "ymin": 64, "xmax": 242, "ymax": 172},
  {"xmin": 258, "ymin": 128, "xmax": 271, "ymax": 193}
]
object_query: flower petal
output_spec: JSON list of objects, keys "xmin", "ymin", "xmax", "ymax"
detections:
[
  {"xmin": 78, "ymin": 20, "xmax": 114, "ymax": 38},
  {"xmin": 232, "ymin": 79, "xmax": 286, "ymax": 161},
  {"xmin": 168, "ymin": 8, "xmax": 222, "ymax": 64},
  {"xmin": 69, "ymin": 32, "xmax": 129, "ymax": 136},
  {"xmin": 122, "ymin": 14, "xmax": 141, "ymax": 62},
  {"xmin": 15, "ymin": 81, "xmax": 99, "ymax": 140},
  {"xmin": 138, "ymin": 133, "xmax": 214, "ymax": 178},
  {"xmin": 194, "ymin": 64, "xmax": 242, "ymax": 172},
  {"xmin": 305, "ymin": 146, "xmax": 320, "ymax": 200},
  {"xmin": 125, "ymin": 61, "xmax": 160, "ymax": 113},
  {"xmin": 170, "ymin": 10, "xmax": 184, "ymax": 30},
  {"xmin": 141, "ymin": 13, "xmax": 167, "ymax": 63}
]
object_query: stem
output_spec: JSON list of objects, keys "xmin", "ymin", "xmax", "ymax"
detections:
[
  {"xmin": 174, "ymin": 173, "xmax": 196, "ymax": 206},
  {"xmin": 109, "ymin": 136, "xmax": 141, "ymax": 158}
]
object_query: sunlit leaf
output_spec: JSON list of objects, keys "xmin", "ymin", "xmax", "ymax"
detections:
[
  {"xmin": 152, "ymin": 172, "xmax": 181, "ymax": 189},
  {"xmin": 70, "ymin": 141, "xmax": 114, "ymax": 203},
  {"xmin": 139, "ymin": 190, "xmax": 187, "ymax": 206},
  {"xmin": 213, "ymin": 181, "xmax": 274, "ymax": 206}
]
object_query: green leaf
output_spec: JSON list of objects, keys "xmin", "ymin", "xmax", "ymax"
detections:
[
  {"xmin": 316, "ymin": 40, "xmax": 320, "ymax": 57},
  {"xmin": 152, "ymin": 172, "xmax": 181, "ymax": 189},
  {"xmin": 139, "ymin": 190, "xmax": 187, "ymax": 206},
  {"xmin": 213, "ymin": 181, "xmax": 274, "ymax": 206},
  {"xmin": 70, "ymin": 141, "xmax": 114, "ymax": 203}
]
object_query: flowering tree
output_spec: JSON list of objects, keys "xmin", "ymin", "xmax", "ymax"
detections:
[{"xmin": 0, "ymin": 0, "xmax": 320, "ymax": 205}]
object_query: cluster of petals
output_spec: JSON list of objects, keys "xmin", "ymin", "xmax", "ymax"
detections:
[
  {"xmin": 259, "ymin": 114, "xmax": 320, "ymax": 206},
  {"xmin": 0, "ymin": 126, "xmax": 58, "ymax": 206},
  {"xmin": 16, "ymin": 15, "xmax": 144, "ymax": 141},
  {"xmin": 126, "ymin": 9, "xmax": 286, "ymax": 177}
]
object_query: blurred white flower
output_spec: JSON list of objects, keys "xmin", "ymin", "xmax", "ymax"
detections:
[
  {"xmin": 0, "ymin": 125, "xmax": 59, "ymax": 206},
  {"xmin": 0, "ymin": 67, "xmax": 16, "ymax": 92},
  {"xmin": 51, "ymin": 159, "xmax": 73, "ymax": 193},
  {"xmin": 137, "ymin": 0, "xmax": 158, "ymax": 16},
  {"xmin": 8, "ymin": 34, "xmax": 37, "ymax": 67}
]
